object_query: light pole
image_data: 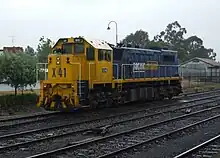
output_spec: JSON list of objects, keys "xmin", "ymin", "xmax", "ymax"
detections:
[{"xmin": 107, "ymin": 21, "xmax": 118, "ymax": 45}]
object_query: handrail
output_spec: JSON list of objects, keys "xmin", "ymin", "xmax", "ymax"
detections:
[{"xmin": 69, "ymin": 62, "xmax": 81, "ymax": 97}]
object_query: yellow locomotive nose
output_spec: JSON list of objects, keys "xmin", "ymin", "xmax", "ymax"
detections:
[
  {"xmin": 39, "ymin": 94, "xmax": 77, "ymax": 112},
  {"xmin": 36, "ymin": 81, "xmax": 79, "ymax": 112}
]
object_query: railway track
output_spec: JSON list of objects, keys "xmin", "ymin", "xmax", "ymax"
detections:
[
  {"xmin": 0, "ymin": 111, "xmax": 60, "ymax": 126},
  {"xmin": 0, "ymin": 89, "xmax": 219, "ymax": 135},
  {"xmin": 174, "ymin": 134, "xmax": 220, "ymax": 158},
  {"xmin": 0, "ymin": 89, "xmax": 217, "ymax": 127},
  {"xmin": 0, "ymin": 92, "xmax": 219, "ymax": 136},
  {"xmin": 23, "ymin": 101, "xmax": 220, "ymax": 158},
  {"xmin": 0, "ymin": 94, "xmax": 220, "ymax": 157}
]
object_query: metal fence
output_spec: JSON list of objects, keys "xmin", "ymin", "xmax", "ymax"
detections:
[
  {"xmin": 180, "ymin": 66, "xmax": 220, "ymax": 83},
  {"xmin": 179, "ymin": 65, "xmax": 220, "ymax": 89},
  {"xmin": 36, "ymin": 63, "xmax": 48, "ymax": 81}
]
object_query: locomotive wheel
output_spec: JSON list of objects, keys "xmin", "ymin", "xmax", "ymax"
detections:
[
  {"xmin": 168, "ymin": 95, "xmax": 173, "ymax": 100},
  {"xmin": 106, "ymin": 98, "xmax": 113, "ymax": 107},
  {"xmin": 90, "ymin": 100, "xmax": 98, "ymax": 109},
  {"xmin": 88, "ymin": 92, "xmax": 98, "ymax": 109},
  {"xmin": 159, "ymin": 95, "xmax": 165, "ymax": 100}
]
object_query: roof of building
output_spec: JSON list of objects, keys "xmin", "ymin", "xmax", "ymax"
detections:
[
  {"xmin": 3, "ymin": 47, "xmax": 23, "ymax": 53},
  {"xmin": 181, "ymin": 57, "xmax": 220, "ymax": 67}
]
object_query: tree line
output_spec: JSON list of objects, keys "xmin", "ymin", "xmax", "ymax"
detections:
[
  {"xmin": 0, "ymin": 21, "xmax": 216, "ymax": 95},
  {"xmin": 121, "ymin": 21, "xmax": 216, "ymax": 62}
]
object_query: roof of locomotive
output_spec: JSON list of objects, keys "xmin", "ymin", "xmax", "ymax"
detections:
[
  {"xmin": 113, "ymin": 46, "xmax": 178, "ymax": 54},
  {"xmin": 52, "ymin": 37, "xmax": 113, "ymax": 51},
  {"xmin": 83, "ymin": 37, "xmax": 113, "ymax": 51}
]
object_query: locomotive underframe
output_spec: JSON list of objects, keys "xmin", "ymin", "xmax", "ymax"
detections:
[
  {"xmin": 37, "ymin": 78, "xmax": 182, "ymax": 111},
  {"xmin": 87, "ymin": 79, "xmax": 182, "ymax": 109}
]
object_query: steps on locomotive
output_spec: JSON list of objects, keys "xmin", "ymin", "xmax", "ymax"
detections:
[{"xmin": 77, "ymin": 80, "xmax": 88, "ymax": 104}]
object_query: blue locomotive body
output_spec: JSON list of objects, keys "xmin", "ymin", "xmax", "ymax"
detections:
[{"xmin": 112, "ymin": 47, "xmax": 180, "ymax": 79}]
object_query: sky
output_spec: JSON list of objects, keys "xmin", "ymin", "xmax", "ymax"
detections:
[{"xmin": 0, "ymin": 0, "xmax": 219, "ymax": 60}]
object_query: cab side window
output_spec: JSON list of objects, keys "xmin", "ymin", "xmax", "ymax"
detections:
[
  {"xmin": 105, "ymin": 50, "xmax": 111, "ymax": 62},
  {"xmin": 98, "ymin": 50, "xmax": 104, "ymax": 61},
  {"xmin": 98, "ymin": 49, "xmax": 112, "ymax": 62},
  {"xmin": 86, "ymin": 47, "xmax": 95, "ymax": 60}
]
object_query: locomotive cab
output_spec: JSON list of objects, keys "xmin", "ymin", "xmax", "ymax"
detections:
[{"xmin": 37, "ymin": 37, "xmax": 114, "ymax": 111}]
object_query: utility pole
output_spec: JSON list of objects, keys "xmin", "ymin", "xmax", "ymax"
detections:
[{"xmin": 8, "ymin": 36, "xmax": 15, "ymax": 46}]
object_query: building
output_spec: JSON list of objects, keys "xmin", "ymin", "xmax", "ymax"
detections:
[
  {"xmin": 180, "ymin": 57, "xmax": 220, "ymax": 82},
  {"xmin": 3, "ymin": 47, "xmax": 23, "ymax": 53}
]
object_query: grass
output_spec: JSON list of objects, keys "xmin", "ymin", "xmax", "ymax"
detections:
[{"xmin": 182, "ymin": 79, "xmax": 220, "ymax": 92}]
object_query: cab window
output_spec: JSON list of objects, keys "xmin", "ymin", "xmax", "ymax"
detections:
[
  {"xmin": 98, "ymin": 50, "xmax": 104, "ymax": 61},
  {"xmin": 86, "ymin": 47, "xmax": 95, "ymax": 60},
  {"xmin": 62, "ymin": 43, "xmax": 73, "ymax": 54},
  {"xmin": 74, "ymin": 43, "xmax": 84, "ymax": 54},
  {"xmin": 105, "ymin": 50, "xmax": 111, "ymax": 61},
  {"xmin": 163, "ymin": 55, "xmax": 175, "ymax": 62}
]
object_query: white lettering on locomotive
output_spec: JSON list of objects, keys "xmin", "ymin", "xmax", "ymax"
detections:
[{"xmin": 133, "ymin": 63, "xmax": 146, "ymax": 72}]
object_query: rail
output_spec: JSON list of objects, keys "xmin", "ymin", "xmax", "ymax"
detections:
[
  {"xmin": 174, "ymin": 134, "xmax": 220, "ymax": 158},
  {"xmin": 26, "ymin": 104, "xmax": 220, "ymax": 158},
  {"xmin": 0, "ymin": 91, "xmax": 218, "ymax": 157}
]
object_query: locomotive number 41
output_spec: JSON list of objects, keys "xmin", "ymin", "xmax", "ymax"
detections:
[{"xmin": 52, "ymin": 68, "xmax": 67, "ymax": 78}]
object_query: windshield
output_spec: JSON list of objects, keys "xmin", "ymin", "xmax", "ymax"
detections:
[
  {"xmin": 62, "ymin": 43, "xmax": 73, "ymax": 54},
  {"xmin": 74, "ymin": 43, "xmax": 84, "ymax": 54}
]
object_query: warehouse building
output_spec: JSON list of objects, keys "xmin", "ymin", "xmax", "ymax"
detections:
[{"xmin": 180, "ymin": 57, "xmax": 220, "ymax": 82}]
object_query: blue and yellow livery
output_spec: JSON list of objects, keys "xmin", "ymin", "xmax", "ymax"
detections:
[{"xmin": 37, "ymin": 36, "xmax": 182, "ymax": 111}]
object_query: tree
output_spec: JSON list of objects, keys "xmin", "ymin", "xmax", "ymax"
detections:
[
  {"xmin": 0, "ymin": 53, "xmax": 37, "ymax": 95},
  {"xmin": 36, "ymin": 36, "xmax": 52, "ymax": 63},
  {"xmin": 153, "ymin": 21, "xmax": 216, "ymax": 62},
  {"xmin": 154, "ymin": 21, "xmax": 187, "ymax": 46},
  {"xmin": 121, "ymin": 30, "xmax": 150, "ymax": 48},
  {"xmin": 183, "ymin": 36, "xmax": 216, "ymax": 60},
  {"xmin": 147, "ymin": 40, "xmax": 169, "ymax": 49},
  {"xmin": 153, "ymin": 21, "xmax": 188, "ymax": 61},
  {"xmin": 119, "ymin": 21, "xmax": 217, "ymax": 62},
  {"xmin": 0, "ymin": 54, "xmax": 5, "ymax": 83},
  {"xmin": 25, "ymin": 46, "xmax": 35, "ymax": 56}
]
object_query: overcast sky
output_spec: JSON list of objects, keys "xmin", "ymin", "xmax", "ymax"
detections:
[{"xmin": 0, "ymin": 0, "xmax": 219, "ymax": 60}]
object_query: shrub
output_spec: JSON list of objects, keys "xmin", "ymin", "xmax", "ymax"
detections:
[{"xmin": 0, "ymin": 93, "xmax": 38, "ymax": 111}]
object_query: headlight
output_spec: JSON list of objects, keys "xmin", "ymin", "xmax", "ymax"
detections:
[{"xmin": 56, "ymin": 61, "xmax": 60, "ymax": 65}]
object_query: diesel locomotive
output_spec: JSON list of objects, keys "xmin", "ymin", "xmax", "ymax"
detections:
[{"xmin": 36, "ymin": 36, "xmax": 183, "ymax": 111}]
